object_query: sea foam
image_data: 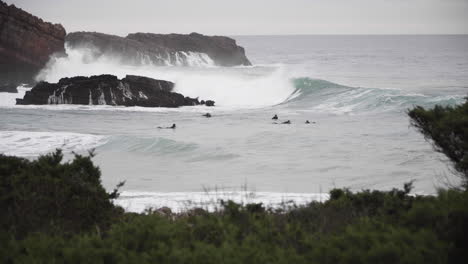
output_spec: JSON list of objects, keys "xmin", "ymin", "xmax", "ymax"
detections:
[
  {"xmin": 116, "ymin": 190, "xmax": 329, "ymax": 213},
  {"xmin": 34, "ymin": 46, "xmax": 296, "ymax": 108},
  {"xmin": 0, "ymin": 131, "xmax": 108, "ymax": 157}
]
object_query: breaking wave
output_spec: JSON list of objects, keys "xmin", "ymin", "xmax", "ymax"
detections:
[
  {"xmin": 34, "ymin": 47, "xmax": 295, "ymax": 107},
  {"xmin": 283, "ymin": 78, "xmax": 465, "ymax": 114},
  {"xmin": 1, "ymin": 46, "xmax": 463, "ymax": 112}
]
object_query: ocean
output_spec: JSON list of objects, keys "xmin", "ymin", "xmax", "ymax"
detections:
[{"xmin": 1, "ymin": 35, "xmax": 467, "ymax": 212}]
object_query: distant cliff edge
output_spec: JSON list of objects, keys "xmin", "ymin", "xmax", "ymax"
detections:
[
  {"xmin": 66, "ymin": 32, "xmax": 251, "ymax": 67},
  {"xmin": 0, "ymin": 0, "xmax": 251, "ymax": 91}
]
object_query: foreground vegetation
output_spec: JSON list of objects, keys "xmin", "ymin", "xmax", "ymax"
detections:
[{"xmin": 0, "ymin": 99, "xmax": 467, "ymax": 263}]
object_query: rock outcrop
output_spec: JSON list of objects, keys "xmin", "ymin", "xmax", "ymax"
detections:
[
  {"xmin": 0, "ymin": 0, "xmax": 66, "ymax": 86},
  {"xmin": 16, "ymin": 74, "xmax": 214, "ymax": 108},
  {"xmin": 66, "ymin": 32, "xmax": 251, "ymax": 67}
]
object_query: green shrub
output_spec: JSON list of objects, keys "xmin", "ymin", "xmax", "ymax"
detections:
[
  {"xmin": 408, "ymin": 98, "xmax": 468, "ymax": 184},
  {"xmin": 0, "ymin": 149, "xmax": 123, "ymax": 237}
]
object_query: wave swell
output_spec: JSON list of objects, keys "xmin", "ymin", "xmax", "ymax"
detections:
[
  {"xmin": 1, "ymin": 46, "xmax": 463, "ymax": 112},
  {"xmin": 285, "ymin": 78, "xmax": 464, "ymax": 114}
]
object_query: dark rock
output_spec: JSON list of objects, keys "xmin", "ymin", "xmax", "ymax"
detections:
[
  {"xmin": 0, "ymin": 1, "xmax": 66, "ymax": 86},
  {"xmin": 204, "ymin": 100, "xmax": 215, "ymax": 107},
  {"xmin": 184, "ymin": 96, "xmax": 200, "ymax": 106},
  {"xmin": 66, "ymin": 31, "xmax": 251, "ymax": 67},
  {"xmin": 0, "ymin": 83, "xmax": 17, "ymax": 93},
  {"xmin": 16, "ymin": 74, "xmax": 214, "ymax": 108}
]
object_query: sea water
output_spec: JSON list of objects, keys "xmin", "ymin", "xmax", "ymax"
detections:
[{"xmin": 1, "ymin": 35, "xmax": 467, "ymax": 212}]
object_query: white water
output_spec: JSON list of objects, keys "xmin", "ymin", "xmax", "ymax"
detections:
[
  {"xmin": 0, "ymin": 131, "xmax": 107, "ymax": 157},
  {"xmin": 35, "ymin": 46, "xmax": 296, "ymax": 107},
  {"xmin": 116, "ymin": 191, "xmax": 328, "ymax": 213},
  {"xmin": 0, "ymin": 85, "xmax": 30, "ymax": 106}
]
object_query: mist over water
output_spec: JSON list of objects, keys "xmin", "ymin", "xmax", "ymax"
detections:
[{"xmin": 1, "ymin": 35, "xmax": 467, "ymax": 212}]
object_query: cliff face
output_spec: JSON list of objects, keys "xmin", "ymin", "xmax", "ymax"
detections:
[
  {"xmin": 17, "ymin": 74, "xmax": 214, "ymax": 108},
  {"xmin": 127, "ymin": 32, "xmax": 251, "ymax": 67},
  {"xmin": 0, "ymin": 0, "xmax": 66, "ymax": 86},
  {"xmin": 66, "ymin": 32, "xmax": 251, "ymax": 67}
]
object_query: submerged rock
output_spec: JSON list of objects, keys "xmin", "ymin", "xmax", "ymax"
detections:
[
  {"xmin": 66, "ymin": 32, "xmax": 251, "ymax": 67},
  {"xmin": 16, "ymin": 74, "xmax": 214, "ymax": 108},
  {"xmin": 0, "ymin": 0, "xmax": 66, "ymax": 86}
]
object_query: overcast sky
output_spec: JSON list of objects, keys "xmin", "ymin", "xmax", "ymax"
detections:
[{"xmin": 4, "ymin": 0, "xmax": 468, "ymax": 36}]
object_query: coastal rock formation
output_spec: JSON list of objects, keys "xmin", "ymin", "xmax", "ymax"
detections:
[
  {"xmin": 66, "ymin": 32, "xmax": 251, "ymax": 67},
  {"xmin": 17, "ymin": 74, "xmax": 214, "ymax": 108},
  {"xmin": 0, "ymin": 0, "xmax": 66, "ymax": 86}
]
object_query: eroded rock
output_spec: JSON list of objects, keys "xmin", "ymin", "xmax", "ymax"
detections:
[{"xmin": 17, "ymin": 74, "xmax": 214, "ymax": 108}]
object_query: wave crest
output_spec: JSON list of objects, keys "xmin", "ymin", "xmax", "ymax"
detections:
[{"xmin": 284, "ymin": 77, "xmax": 464, "ymax": 114}]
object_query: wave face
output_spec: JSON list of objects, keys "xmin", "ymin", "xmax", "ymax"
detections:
[
  {"xmin": 0, "ymin": 131, "xmax": 107, "ymax": 157},
  {"xmin": 283, "ymin": 78, "xmax": 464, "ymax": 114}
]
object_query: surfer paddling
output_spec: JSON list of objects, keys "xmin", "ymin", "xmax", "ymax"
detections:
[{"xmin": 158, "ymin": 124, "xmax": 176, "ymax": 129}]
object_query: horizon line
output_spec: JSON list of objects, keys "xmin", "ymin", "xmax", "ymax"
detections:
[{"xmin": 228, "ymin": 33, "xmax": 468, "ymax": 37}]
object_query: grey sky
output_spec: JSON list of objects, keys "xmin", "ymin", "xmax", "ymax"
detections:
[{"xmin": 4, "ymin": 0, "xmax": 468, "ymax": 35}]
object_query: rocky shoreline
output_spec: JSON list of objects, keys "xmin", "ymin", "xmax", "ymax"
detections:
[
  {"xmin": 1, "ymin": 0, "xmax": 249, "ymax": 107},
  {"xmin": 17, "ymin": 74, "xmax": 215, "ymax": 108}
]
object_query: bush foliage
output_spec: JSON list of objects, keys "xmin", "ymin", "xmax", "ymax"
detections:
[
  {"xmin": 0, "ymin": 150, "xmax": 123, "ymax": 237},
  {"xmin": 0, "ymin": 180, "xmax": 467, "ymax": 263},
  {"xmin": 0, "ymin": 99, "xmax": 467, "ymax": 263},
  {"xmin": 408, "ymin": 98, "xmax": 468, "ymax": 184}
]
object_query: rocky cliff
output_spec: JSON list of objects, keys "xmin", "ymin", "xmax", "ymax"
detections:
[
  {"xmin": 0, "ymin": 0, "xmax": 66, "ymax": 87},
  {"xmin": 17, "ymin": 74, "xmax": 214, "ymax": 108},
  {"xmin": 66, "ymin": 32, "xmax": 251, "ymax": 67}
]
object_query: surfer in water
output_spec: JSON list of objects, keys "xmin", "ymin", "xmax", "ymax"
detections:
[
  {"xmin": 158, "ymin": 124, "xmax": 176, "ymax": 129},
  {"xmin": 272, "ymin": 114, "xmax": 278, "ymax": 120},
  {"xmin": 282, "ymin": 120, "xmax": 291, "ymax": 124},
  {"xmin": 203, "ymin": 113, "xmax": 212, "ymax": 118}
]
